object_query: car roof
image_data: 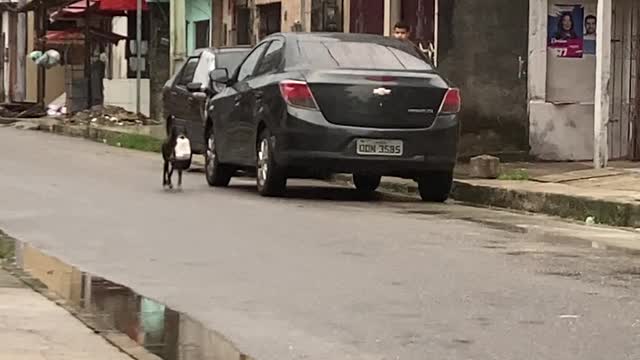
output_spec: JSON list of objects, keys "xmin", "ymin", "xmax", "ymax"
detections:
[
  {"xmin": 193, "ymin": 46, "xmax": 252, "ymax": 56},
  {"xmin": 264, "ymin": 32, "xmax": 396, "ymax": 43}
]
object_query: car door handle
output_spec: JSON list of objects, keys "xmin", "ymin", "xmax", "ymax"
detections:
[
  {"xmin": 254, "ymin": 91, "xmax": 264, "ymax": 100},
  {"xmin": 234, "ymin": 95, "xmax": 242, "ymax": 106},
  {"xmin": 171, "ymin": 91, "xmax": 178, "ymax": 96}
]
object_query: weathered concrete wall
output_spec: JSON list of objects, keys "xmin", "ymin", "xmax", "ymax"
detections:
[
  {"xmin": 103, "ymin": 79, "xmax": 151, "ymax": 116},
  {"xmin": 437, "ymin": 0, "xmax": 530, "ymax": 155},
  {"xmin": 527, "ymin": 0, "xmax": 598, "ymax": 161},
  {"xmin": 529, "ymin": 102, "xmax": 594, "ymax": 160}
]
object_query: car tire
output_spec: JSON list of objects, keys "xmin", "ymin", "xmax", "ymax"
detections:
[
  {"xmin": 256, "ymin": 129, "xmax": 287, "ymax": 197},
  {"xmin": 353, "ymin": 174, "xmax": 381, "ymax": 195},
  {"xmin": 416, "ymin": 171, "xmax": 453, "ymax": 203},
  {"xmin": 205, "ymin": 128, "xmax": 234, "ymax": 187}
]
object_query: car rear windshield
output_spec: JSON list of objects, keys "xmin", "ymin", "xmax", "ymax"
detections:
[
  {"xmin": 217, "ymin": 51, "xmax": 250, "ymax": 73},
  {"xmin": 299, "ymin": 40, "xmax": 433, "ymax": 71}
]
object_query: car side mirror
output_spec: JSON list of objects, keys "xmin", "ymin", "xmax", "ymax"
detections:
[
  {"xmin": 209, "ymin": 68, "xmax": 230, "ymax": 85},
  {"xmin": 186, "ymin": 82, "xmax": 203, "ymax": 93}
]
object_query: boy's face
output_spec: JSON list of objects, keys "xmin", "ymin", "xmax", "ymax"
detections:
[
  {"xmin": 586, "ymin": 18, "xmax": 596, "ymax": 35},
  {"xmin": 393, "ymin": 27, "xmax": 410, "ymax": 40}
]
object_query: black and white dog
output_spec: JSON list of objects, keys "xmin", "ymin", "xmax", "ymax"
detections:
[{"xmin": 162, "ymin": 125, "xmax": 192, "ymax": 189}]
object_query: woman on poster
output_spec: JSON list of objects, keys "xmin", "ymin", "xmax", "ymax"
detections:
[{"xmin": 553, "ymin": 12, "xmax": 579, "ymax": 41}]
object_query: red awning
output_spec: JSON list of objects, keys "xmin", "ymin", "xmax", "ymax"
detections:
[
  {"xmin": 45, "ymin": 28, "xmax": 127, "ymax": 45},
  {"xmin": 98, "ymin": 0, "xmax": 147, "ymax": 11},
  {"xmin": 50, "ymin": 0, "xmax": 145, "ymax": 19}
]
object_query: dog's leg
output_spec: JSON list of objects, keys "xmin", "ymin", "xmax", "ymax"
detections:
[
  {"xmin": 163, "ymin": 160, "xmax": 169, "ymax": 187},
  {"xmin": 167, "ymin": 163, "xmax": 174, "ymax": 189},
  {"xmin": 178, "ymin": 169, "xmax": 183, "ymax": 188}
]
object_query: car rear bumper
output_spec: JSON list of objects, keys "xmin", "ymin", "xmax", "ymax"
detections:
[{"xmin": 272, "ymin": 109, "xmax": 459, "ymax": 176}]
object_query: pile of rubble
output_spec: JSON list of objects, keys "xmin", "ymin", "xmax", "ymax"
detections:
[{"xmin": 59, "ymin": 105, "xmax": 160, "ymax": 127}]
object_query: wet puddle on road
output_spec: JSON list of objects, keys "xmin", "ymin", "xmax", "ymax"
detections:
[
  {"xmin": 0, "ymin": 234, "xmax": 252, "ymax": 360},
  {"xmin": 87, "ymin": 275, "xmax": 244, "ymax": 360}
]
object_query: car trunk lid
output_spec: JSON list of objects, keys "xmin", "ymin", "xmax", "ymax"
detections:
[{"xmin": 305, "ymin": 69, "xmax": 449, "ymax": 129}]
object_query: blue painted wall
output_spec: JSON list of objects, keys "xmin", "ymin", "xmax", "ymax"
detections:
[{"xmin": 186, "ymin": 0, "xmax": 211, "ymax": 54}]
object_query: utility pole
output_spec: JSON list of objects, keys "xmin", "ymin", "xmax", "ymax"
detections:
[
  {"xmin": 16, "ymin": 0, "xmax": 26, "ymax": 101},
  {"xmin": 136, "ymin": 0, "xmax": 142, "ymax": 114},
  {"xmin": 594, "ymin": 0, "xmax": 611, "ymax": 168},
  {"xmin": 169, "ymin": 0, "xmax": 186, "ymax": 74}
]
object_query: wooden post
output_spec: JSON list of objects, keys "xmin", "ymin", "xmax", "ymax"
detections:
[
  {"xmin": 594, "ymin": 0, "xmax": 612, "ymax": 168},
  {"xmin": 8, "ymin": 11, "xmax": 16, "ymax": 102},
  {"xmin": 84, "ymin": 0, "xmax": 92, "ymax": 109},
  {"xmin": 36, "ymin": 3, "xmax": 46, "ymax": 106},
  {"xmin": 0, "ymin": 13, "xmax": 5, "ymax": 104},
  {"xmin": 383, "ymin": 0, "xmax": 400, "ymax": 36}
]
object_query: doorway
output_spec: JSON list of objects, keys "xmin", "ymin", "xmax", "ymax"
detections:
[
  {"xmin": 349, "ymin": 0, "xmax": 383, "ymax": 34},
  {"xmin": 401, "ymin": 0, "xmax": 435, "ymax": 49},
  {"xmin": 236, "ymin": 7, "xmax": 251, "ymax": 45},
  {"xmin": 195, "ymin": 20, "xmax": 210, "ymax": 49},
  {"xmin": 258, "ymin": 2, "xmax": 281, "ymax": 39},
  {"xmin": 610, "ymin": 0, "xmax": 640, "ymax": 160}
]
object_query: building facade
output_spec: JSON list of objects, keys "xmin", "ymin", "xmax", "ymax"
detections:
[
  {"xmin": 529, "ymin": 0, "xmax": 640, "ymax": 163},
  {"xmin": 161, "ymin": 0, "xmax": 634, "ymax": 163}
]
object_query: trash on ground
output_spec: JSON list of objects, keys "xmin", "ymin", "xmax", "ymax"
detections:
[{"xmin": 59, "ymin": 105, "xmax": 160, "ymax": 127}]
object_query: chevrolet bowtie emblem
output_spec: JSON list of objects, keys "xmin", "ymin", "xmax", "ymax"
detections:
[{"xmin": 373, "ymin": 87, "xmax": 392, "ymax": 96}]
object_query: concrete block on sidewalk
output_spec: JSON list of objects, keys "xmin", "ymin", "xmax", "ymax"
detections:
[{"xmin": 470, "ymin": 155, "xmax": 500, "ymax": 179}]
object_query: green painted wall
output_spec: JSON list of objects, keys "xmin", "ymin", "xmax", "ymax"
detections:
[{"xmin": 186, "ymin": 0, "xmax": 211, "ymax": 54}]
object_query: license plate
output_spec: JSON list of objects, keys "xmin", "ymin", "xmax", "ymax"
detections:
[{"xmin": 356, "ymin": 139, "xmax": 403, "ymax": 156}]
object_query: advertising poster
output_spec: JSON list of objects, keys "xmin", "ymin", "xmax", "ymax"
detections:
[
  {"xmin": 583, "ymin": 4, "xmax": 597, "ymax": 55},
  {"xmin": 548, "ymin": 4, "xmax": 584, "ymax": 58}
]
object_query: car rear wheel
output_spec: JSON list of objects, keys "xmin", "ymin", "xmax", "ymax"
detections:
[
  {"xmin": 353, "ymin": 174, "xmax": 381, "ymax": 195},
  {"xmin": 257, "ymin": 129, "xmax": 287, "ymax": 196},
  {"xmin": 416, "ymin": 171, "xmax": 453, "ymax": 202},
  {"xmin": 205, "ymin": 129, "xmax": 234, "ymax": 187}
]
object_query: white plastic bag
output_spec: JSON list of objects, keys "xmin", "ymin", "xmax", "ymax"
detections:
[{"xmin": 174, "ymin": 135, "xmax": 191, "ymax": 161}]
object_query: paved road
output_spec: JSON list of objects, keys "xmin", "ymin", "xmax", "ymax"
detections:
[{"xmin": 2, "ymin": 127, "xmax": 640, "ymax": 360}]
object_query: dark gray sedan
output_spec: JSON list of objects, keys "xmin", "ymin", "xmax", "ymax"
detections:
[{"xmin": 205, "ymin": 33, "xmax": 460, "ymax": 202}]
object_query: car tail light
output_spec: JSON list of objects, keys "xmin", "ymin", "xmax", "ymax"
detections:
[
  {"xmin": 438, "ymin": 88, "xmax": 461, "ymax": 114},
  {"xmin": 279, "ymin": 80, "xmax": 319, "ymax": 110}
]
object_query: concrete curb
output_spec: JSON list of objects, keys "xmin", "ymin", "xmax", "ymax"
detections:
[
  {"xmin": 0, "ymin": 117, "xmax": 20, "ymax": 125},
  {"xmin": 451, "ymin": 181, "xmax": 640, "ymax": 228},
  {"xmin": 332, "ymin": 174, "xmax": 639, "ymax": 228},
  {"xmin": 43, "ymin": 123, "xmax": 164, "ymax": 153}
]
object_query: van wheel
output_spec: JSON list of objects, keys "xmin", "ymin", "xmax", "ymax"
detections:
[
  {"xmin": 353, "ymin": 174, "xmax": 381, "ymax": 195},
  {"xmin": 417, "ymin": 171, "xmax": 453, "ymax": 202},
  {"xmin": 256, "ymin": 129, "xmax": 287, "ymax": 196},
  {"xmin": 205, "ymin": 128, "xmax": 234, "ymax": 187}
]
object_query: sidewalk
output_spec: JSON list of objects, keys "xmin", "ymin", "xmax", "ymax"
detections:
[
  {"xmin": 0, "ymin": 268, "xmax": 132, "ymax": 360},
  {"xmin": 337, "ymin": 160, "xmax": 640, "ymax": 228}
]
